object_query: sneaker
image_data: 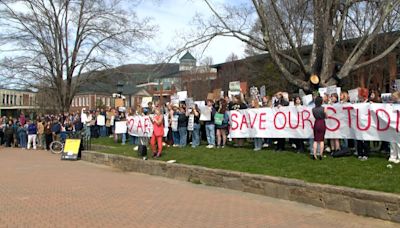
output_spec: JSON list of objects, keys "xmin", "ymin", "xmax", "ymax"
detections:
[
  {"xmin": 358, "ymin": 156, "xmax": 363, "ymax": 160},
  {"xmin": 394, "ymin": 159, "xmax": 400, "ymax": 164},
  {"xmin": 173, "ymin": 144, "xmax": 179, "ymax": 147},
  {"xmin": 216, "ymin": 145, "xmax": 221, "ymax": 149},
  {"xmin": 262, "ymin": 143, "xmax": 269, "ymax": 148},
  {"xmin": 325, "ymin": 147, "xmax": 331, "ymax": 153},
  {"xmin": 291, "ymin": 144, "xmax": 297, "ymax": 149},
  {"xmin": 253, "ymin": 148, "xmax": 261, "ymax": 151},
  {"xmin": 362, "ymin": 156, "xmax": 368, "ymax": 161},
  {"xmin": 388, "ymin": 157, "xmax": 397, "ymax": 163},
  {"xmin": 221, "ymin": 145, "xmax": 225, "ymax": 149},
  {"xmin": 206, "ymin": 145, "xmax": 214, "ymax": 149},
  {"xmin": 133, "ymin": 146, "xmax": 138, "ymax": 151}
]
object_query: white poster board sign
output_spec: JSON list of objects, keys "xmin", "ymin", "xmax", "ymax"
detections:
[
  {"xmin": 141, "ymin": 97, "xmax": 153, "ymax": 108},
  {"xmin": 187, "ymin": 114, "xmax": 194, "ymax": 131},
  {"xmin": 229, "ymin": 81, "xmax": 241, "ymax": 91},
  {"xmin": 114, "ymin": 121, "xmax": 127, "ymax": 134},
  {"xmin": 348, "ymin": 88, "xmax": 359, "ymax": 103},
  {"xmin": 96, "ymin": 115, "xmax": 105, "ymax": 126},
  {"xmin": 301, "ymin": 94, "xmax": 313, "ymax": 106},
  {"xmin": 200, "ymin": 106, "xmax": 211, "ymax": 121},
  {"xmin": 177, "ymin": 91, "xmax": 188, "ymax": 101},
  {"xmin": 194, "ymin": 101, "xmax": 205, "ymax": 109},
  {"xmin": 171, "ymin": 115, "xmax": 178, "ymax": 131}
]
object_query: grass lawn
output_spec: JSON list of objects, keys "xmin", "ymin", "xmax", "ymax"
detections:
[{"xmin": 91, "ymin": 137, "xmax": 400, "ymax": 194}]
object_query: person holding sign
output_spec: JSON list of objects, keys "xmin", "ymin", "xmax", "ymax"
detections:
[
  {"xmin": 188, "ymin": 105, "xmax": 201, "ymax": 148},
  {"xmin": 312, "ymin": 96, "xmax": 327, "ymax": 160},
  {"xmin": 150, "ymin": 108, "xmax": 164, "ymax": 158},
  {"xmin": 215, "ymin": 99, "xmax": 229, "ymax": 149},
  {"xmin": 204, "ymin": 99, "xmax": 216, "ymax": 148}
]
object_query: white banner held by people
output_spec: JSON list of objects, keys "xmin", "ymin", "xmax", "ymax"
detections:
[
  {"xmin": 126, "ymin": 116, "xmax": 153, "ymax": 137},
  {"xmin": 228, "ymin": 103, "xmax": 400, "ymax": 143}
]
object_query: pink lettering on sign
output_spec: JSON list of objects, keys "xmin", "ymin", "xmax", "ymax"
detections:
[
  {"xmin": 326, "ymin": 107, "xmax": 340, "ymax": 131},
  {"xmin": 240, "ymin": 114, "xmax": 249, "ymax": 130},
  {"xmin": 301, "ymin": 110, "xmax": 313, "ymax": 129},
  {"xmin": 356, "ymin": 109, "xmax": 371, "ymax": 131},
  {"xmin": 288, "ymin": 111, "xmax": 300, "ymax": 129},
  {"xmin": 230, "ymin": 113, "xmax": 239, "ymax": 130},
  {"xmin": 376, "ymin": 109, "xmax": 390, "ymax": 131},
  {"xmin": 259, "ymin": 113, "xmax": 267, "ymax": 130},
  {"xmin": 342, "ymin": 106, "xmax": 354, "ymax": 128},
  {"xmin": 274, "ymin": 112, "xmax": 286, "ymax": 130}
]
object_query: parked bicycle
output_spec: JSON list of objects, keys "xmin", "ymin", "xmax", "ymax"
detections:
[{"xmin": 50, "ymin": 131, "xmax": 84, "ymax": 154}]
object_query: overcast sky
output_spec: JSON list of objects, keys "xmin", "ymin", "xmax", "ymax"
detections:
[{"xmin": 135, "ymin": 0, "xmax": 246, "ymax": 65}]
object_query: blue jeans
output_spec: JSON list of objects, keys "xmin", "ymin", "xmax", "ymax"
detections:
[
  {"xmin": 19, "ymin": 133, "xmax": 27, "ymax": 148},
  {"xmin": 130, "ymin": 135, "xmax": 138, "ymax": 145},
  {"xmin": 178, "ymin": 127, "xmax": 187, "ymax": 147},
  {"xmin": 100, "ymin": 126, "xmax": 106, "ymax": 137},
  {"xmin": 172, "ymin": 131, "xmax": 180, "ymax": 145},
  {"xmin": 254, "ymin": 138, "xmax": 263, "ymax": 150},
  {"xmin": 122, "ymin": 133, "xmax": 126, "ymax": 144},
  {"xmin": 205, "ymin": 124, "xmax": 215, "ymax": 146},
  {"xmin": 191, "ymin": 123, "xmax": 200, "ymax": 147}
]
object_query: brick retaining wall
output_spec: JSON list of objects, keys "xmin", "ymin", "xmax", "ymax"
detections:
[{"xmin": 82, "ymin": 150, "xmax": 400, "ymax": 223}]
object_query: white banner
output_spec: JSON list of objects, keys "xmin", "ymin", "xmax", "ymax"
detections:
[
  {"xmin": 229, "ymin": 103, "xmax": 400, "ymax": 142},
  {"xmin": 126, "ymin": 116, "xmax": 153, "ymax": 137},
  {"xmin": 114, "ymin": 121, "xmax": 127, "ymax": 134}
]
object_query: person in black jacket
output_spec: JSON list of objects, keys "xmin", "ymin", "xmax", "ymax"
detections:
[
  {"xmin": 4, "ymin": 120, "xmax": 14, "ymax": 147},
  {"xmin": 177, "ymin": 106, "xmax": 188, "ymax": 147}
]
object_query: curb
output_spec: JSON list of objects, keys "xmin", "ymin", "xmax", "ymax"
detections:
[{"xmin": 82, "ymin": 150, "xmax": 400, "ymax": 223}]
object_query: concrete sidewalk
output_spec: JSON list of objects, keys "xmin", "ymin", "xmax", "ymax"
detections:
[{"xmin": 0, "ymin": 147, "xmax": 398, "ymax": 227}]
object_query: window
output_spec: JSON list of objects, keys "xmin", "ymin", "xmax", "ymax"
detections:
[
  {"xmin": 107, "ymin": 97, "xmax": 110, "ymax": 106},
  {"xmin": 2, "ymin": 94, "xmax": 4, "ymax": 105},
  {"xmin": 20, "ymin": 96, "xmax": 22, "ymax": 105},
  {"xmin": 6, "ymin": 95, "xmax": 9, "ymax": 105}
]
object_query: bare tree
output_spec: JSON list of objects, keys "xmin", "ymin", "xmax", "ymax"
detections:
[
  {"xmin": 226, "ymin": 52, "xmax": 239, "ymax": 62},
  {"xmin": 200, "ymin": 56, "xmax": 214, "ymax": 66},
  {"xmin": 0, "ymin": 0, "xmax": 156, "ymax": 112},
  {"xmin": 179, "ymin": 0, "xmax": 400, "ymax": 90}
]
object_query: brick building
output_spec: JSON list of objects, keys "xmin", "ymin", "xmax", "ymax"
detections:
[{"xmin": 0, "ymin": 88, "xmax": 38, "ymax": 117}]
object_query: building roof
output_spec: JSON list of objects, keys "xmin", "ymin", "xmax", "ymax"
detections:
[
  {"xmin": 180, "ymin": 51, "xmax": 196, "ymax": 61},
  {"xmin": 76, "ymin": 63, "xmax": 179, "ymax": 95}
]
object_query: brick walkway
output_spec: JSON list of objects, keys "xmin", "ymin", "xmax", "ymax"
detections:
[{"xmin": 0, "ymin": 147, "xmax": 398, "ymax": 228}]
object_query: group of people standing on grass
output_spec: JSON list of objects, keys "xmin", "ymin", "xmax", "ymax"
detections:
[{"xmin": 1, "ymin": 88, "xmax": 400, "ymax": 165}]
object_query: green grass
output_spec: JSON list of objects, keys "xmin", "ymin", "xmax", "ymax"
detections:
[{"xmin": 91, "ymin": 137, "xmax": 400, "ymax": 194}]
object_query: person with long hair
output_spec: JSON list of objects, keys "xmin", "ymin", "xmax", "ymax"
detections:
[
  {"xmin": 292, "ymin": 95, "xmax": 305, "ymax": 153},
  {"xmin": 251, "ymin": 99, "xmax": 263, "ymax": 151},
  {"xmin": 189, "ymin": 104, "xmax": 201, "ymax": 148},
  {"xmin": 312, "ymin": 96, "xmax": 327, "ymax": 160},
  {"xmin": 215, "ymin": 99, "xmax": 229, "ymax": 148},
  {"xmin": 150, "ymin": 108, "xmax": 164, "ymax": 158}
]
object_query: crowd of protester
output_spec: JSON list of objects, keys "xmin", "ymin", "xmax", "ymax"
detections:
[{"xmin": 0, "ymin": 89, "xmax": 399, "ymax": 164}]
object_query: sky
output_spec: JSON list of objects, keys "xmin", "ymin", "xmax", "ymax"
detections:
[{"xmin": 134, "ymin": 0, "xmax": 246, "ymax": 65}]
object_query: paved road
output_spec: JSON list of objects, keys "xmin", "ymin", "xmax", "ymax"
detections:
[{"xmin": 0, "ymin": 147, "xmax": 398, "ymax": 228}]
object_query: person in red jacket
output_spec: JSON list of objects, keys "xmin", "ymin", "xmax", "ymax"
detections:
[{"xmin": 150, "ymin": 108, "xmax": 164, "ymax": 158}]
